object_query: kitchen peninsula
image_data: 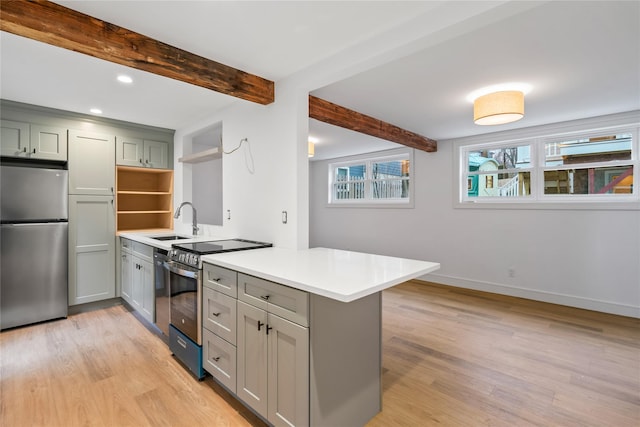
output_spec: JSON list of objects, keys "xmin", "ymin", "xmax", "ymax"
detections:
[{"xmin": 120, "ymin": 233, "xmax": 439, "ymax": 426}]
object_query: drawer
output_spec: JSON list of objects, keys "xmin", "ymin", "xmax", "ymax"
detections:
[
  {"xmin": 238, "ymin": 273, "xmax": 308, "ymax": 327},
  {"xmin": 203, "ymin": 263, "xmax": 238, "ymax": 297},
  {"xmin": 121, "ymin": 238, "xmax": 131, "ymax": 251},
  {"xmin": 169, "ymin": 324, "xmax": 204, "ymax": 380},
  {"xmin": 131, "ymin": 241, "xmax": 153, "ymax": 260},
  {"xmin": 203, "ymin": 329, "xmax": 236, "ymax": 393},
  {"xmin": 202, "ymin": 286, "xmax": 237, "ymax": 345}
]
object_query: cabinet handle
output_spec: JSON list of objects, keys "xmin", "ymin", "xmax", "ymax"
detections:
[
  {"xmin": 260, "ymin": 295, "xmax": 270, "ymax": 301},
  {"xmin": 213, "ymin": 356, "xmax": 220, "ymax": 362},
  {"xmin": 177, "ymin": 337, "xmax": 187, "ymax": 349},
  {"xmin": 266, "ymin": 325, "xmax": 273, "ymax": 335},
  {"xmin": 139, "ymin": 158, "xmax": 143, "ymax": 164},
  {"xmin": 257, "ymin": 321, "xmax": 264, "ymax": 331},
  {"xmin": 212, "ymin": 277, "xmax": 222, "ymax": 282},
  {"xmin": 211, "ymin": 312, "xmax": 220, "ymax": 317},
  {"xmin": 22, "ymin": 147, "xmax": 27, "ymax": 152},
  {"xmin": 32, "ymin": 148, "xmax": 36, "ymax": 154}
]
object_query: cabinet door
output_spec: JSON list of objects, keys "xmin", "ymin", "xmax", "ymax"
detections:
[
  {"xmin": 0, "ymin": 119, "xmax": 30, "ymax": 157},
  {"xmin": 143, "ymin": 139, "xmax": 168, "ymax": 169},
  {"xmin": 116, "ymin": 136, "xmax": 144, "ymax": 167},
  {"xmin": 138, "ymin": 257, "xmax": 154, "ymax": 323},
  {"xmin": 69, "ymin": 130, "xmax": 115, "ymax": 195},
  {"xmin": 237, "ymin": 300, "xmax": 268, "ymax": 419},
  {"xmin": 121, "ymin": 246, "xmax": 133, "ymax": 304},
  {"xmin": 68, "ymin": 195, "xmax": 115, "ymax": 305},
  {"xmin": 30, "ymin": 125, "xmax": 67, "ymax": 161},
  {"xmin": 131, "ymin": 258, "xmax": 143, "ymax": 311},
  {"xmin": 268, "ymin": 314, "xmax": 309, "ymax": 427}
]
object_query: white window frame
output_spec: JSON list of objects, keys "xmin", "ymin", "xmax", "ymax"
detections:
[
  {"xmin": 328, "ymin": 148, "xmax": 414, "ymax": 208},
  {"xmin": 453, "ymin": 112, "xmax": 640, "ymax": 210}
]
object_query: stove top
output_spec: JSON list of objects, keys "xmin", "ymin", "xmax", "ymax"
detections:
[
  {"xmin": 173, "ymin": 238, "xmax": 272, "ymax": 255},
  {"xmin": 170, "ymin": 238, "xmax": 272, "ymax": 268}
]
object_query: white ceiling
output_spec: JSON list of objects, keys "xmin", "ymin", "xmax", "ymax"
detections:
[{"xmin": 1, "ymin": 1, "xmax": 638, "ymax": 161}]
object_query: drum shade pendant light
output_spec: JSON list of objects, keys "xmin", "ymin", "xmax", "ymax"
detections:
[{"xmin": 473, "ymin": 90, "xmax": 524, "ymax": 125}]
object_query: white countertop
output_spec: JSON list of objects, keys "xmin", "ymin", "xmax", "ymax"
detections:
[
  {"xmin": 119, "ymin": 232, "xmax": 440, "ymax": 302},
  {"xmin": 204, "ymin": 247, "xmax": 440, "ymax": 302}
]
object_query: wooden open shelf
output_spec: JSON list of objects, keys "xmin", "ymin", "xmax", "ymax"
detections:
[{"xmin": 116, "ymin": 166, "xmax": 174, "ymax": 232}]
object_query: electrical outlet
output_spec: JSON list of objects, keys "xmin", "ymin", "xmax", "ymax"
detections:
[
  {"xmin": 282, "ymin": 210, "xmax": 288, "ymax": 224},
  {"xmin": 508, "ymin": 267, "xmax": 516, "ymax": 278}
]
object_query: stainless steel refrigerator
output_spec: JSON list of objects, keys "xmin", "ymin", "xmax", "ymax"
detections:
[{"xmin": 1, "ymin": 164, "xmax": 69, "ymax": 330}]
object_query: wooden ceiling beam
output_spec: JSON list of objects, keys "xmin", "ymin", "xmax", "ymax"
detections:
[
  {"xmin": 309, "ymin": 95, "xmax": 437, "ymax": 153},
  {"xmin": 0, "ymin": 0, "xmax": 274, "ymax": 105}
]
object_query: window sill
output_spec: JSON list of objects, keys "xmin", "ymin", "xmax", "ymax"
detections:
[{"xmin": 455, "ymin": 199, "xmax": 640, "ymax": 211}]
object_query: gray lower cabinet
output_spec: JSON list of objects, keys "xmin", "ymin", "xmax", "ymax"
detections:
[
  {"xmin": 68, "ymin": 195, "xmax": 115, "ymax": 305},
  {"xmin": 1, "ymin": 119, "xmax": 68, "ymax": 161},
  {"xmin": 120, "ymin": 239, "xmax": 133, "ymax": 302},
  {"xmin": 203, "ymin": 264, "xmax": 383, "ymax": 427},
  {"xmin": 202, "ymin": 264, "xmax": 309, "ymax": 427},
  {"xmin": 203, "ymin": 264, "xmax": 238, "ymax": 392},
  {"xmin": 237, "ymin": 300, "xmax": 309, "ymax": 427},
  {"xmin": 120, "ymin": 238, "xmax": 154, "ymax": 323}
]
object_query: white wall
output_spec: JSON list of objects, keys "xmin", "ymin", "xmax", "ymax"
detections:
[
  {"xmin": 173, "ymin": 81, "xmax": 309, "ymax": 249},
  {"xmin": 310, "ymin": 117, "xmax": 640, "ymax": 318}
]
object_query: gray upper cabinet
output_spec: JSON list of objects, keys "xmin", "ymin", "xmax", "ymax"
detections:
[
  {"xmin": 116, "ymin": 136, "xmax": 168, "ymax": 169},
  {"xmin": 69, "ymin": 130, "xmax": 115, "ymax": 196},
  {"xmin": 1, "ymin": 120, "xmax": 68, "ymax": 161}
]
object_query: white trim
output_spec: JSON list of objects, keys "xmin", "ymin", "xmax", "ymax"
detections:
[
  {"xmin": 327, "ymin": 147, "xmax": 414, "ymax": 208},
  {"xmin": 421, "ymin": 273, "xmax": 640, "ymax": 319}
]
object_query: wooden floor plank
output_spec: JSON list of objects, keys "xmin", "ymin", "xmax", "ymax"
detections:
[{"xmin": 1, "ymin": 280, "xmax": 638, "ymax": 426}]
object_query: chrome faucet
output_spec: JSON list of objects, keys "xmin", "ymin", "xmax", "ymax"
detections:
[{"xmin": 174, "ymin": 202, "xmax": 199, "ymax": 236}]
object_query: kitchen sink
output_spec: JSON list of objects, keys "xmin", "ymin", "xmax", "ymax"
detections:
[{"xmin": 150, "ymin": 235, "xmax": 190, "ymax": 241}]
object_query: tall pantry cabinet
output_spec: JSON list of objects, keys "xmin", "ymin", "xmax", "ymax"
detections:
[{"xmin": 68, "ymin": 130, "xmax": 116, "ymax": 305}]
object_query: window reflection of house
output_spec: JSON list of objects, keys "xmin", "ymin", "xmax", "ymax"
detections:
[
  {"xmin": 468, "ymin": 155, "xmax": 499, "ymax": 197},
  {"xmin": 545, "ymin": 134, "xmax": 633, "ymax": 195}
]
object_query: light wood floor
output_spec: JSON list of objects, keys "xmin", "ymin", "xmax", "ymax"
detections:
[{"xmin": 1, "ymin": 281, "xmax": 638, "ymax": 427}]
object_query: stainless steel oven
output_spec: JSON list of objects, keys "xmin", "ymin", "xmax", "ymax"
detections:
[
  {"xmin": 164, "ymin": 260, "xmax": 201, "ymax": 344},
  {"xmin": 163, "ymin": 238, "xmax": 272, "ymax": 379}
]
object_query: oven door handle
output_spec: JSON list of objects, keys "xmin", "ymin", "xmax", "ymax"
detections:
[{"xmin": 163, "ymin": 261, "xmax": 199, "ymax": 280}]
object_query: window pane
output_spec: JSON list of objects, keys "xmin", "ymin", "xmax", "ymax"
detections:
[
  {"xmin": 544, "ymin": 165, "xmax": 633, "ymax": 195},
  {"xmin": 372, "ymin": 178, "xmax": 409, "ymax": 199},
  {"xmin": 371, "ymin": 159, "xmax": 409, "ymax": 199},
  {"xmin": 334, "ymin": 164, "xmax": 366, "ymax": 200},
  {"xmin": 467, "ymin": 172, "xmax": 531, "ymax": 197},
  {"xmin": 544, "ymin": 133, "xmax": 632, "ymax": 166},
  {"xmin": 468, "ymin": 146, "xmax": 531, "ymax": 171}
]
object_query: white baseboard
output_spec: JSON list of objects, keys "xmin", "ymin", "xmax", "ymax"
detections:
[{"xmin": 420, "ymin": 273, "xmax": 640, "ymax": 319}]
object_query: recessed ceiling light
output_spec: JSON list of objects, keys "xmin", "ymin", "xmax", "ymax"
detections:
[
  {"xmin": 117, "ymin": 75, "xmax": 133, "ymax": 84},
  {"xmin": 466, "ymin": 82, "xmax": 532, "ymax": 103},
  {"xmin": 90, "ymin": 108, "xmax": 103, "ymax": 114}
]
